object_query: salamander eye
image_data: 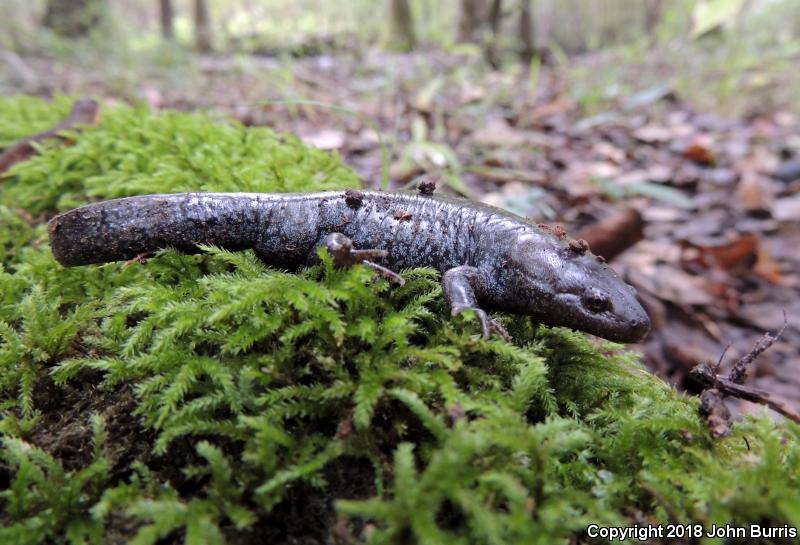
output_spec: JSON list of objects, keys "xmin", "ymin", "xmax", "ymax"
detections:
[{"xmin": 583, "ymin": 288, "xmax": 611, "ymax": 313}]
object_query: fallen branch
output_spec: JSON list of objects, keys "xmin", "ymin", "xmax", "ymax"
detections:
[
  {"xmin": 728, "ymin": 318, "xmax": 788, "ymax": 385},
  {"xmin": 0, "ymin": 98, "xmax": 99, "ymax": 175},
  {"xmin": 690, "ymin": 313, "xmax": 794, "ymax": 436},
  {"xmin": 693, "ymin": 365, "xmax": 800, "ymax": 424}
]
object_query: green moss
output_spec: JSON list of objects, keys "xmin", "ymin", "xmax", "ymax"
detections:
[
  {"xmin": 1, "ymin": 100, "xmax": 359, "ymax": 214},
  {"xmin": 0, "ymin": 95, "xmax": 76, "ymax": 149},
  {"xmin": 1, "ymin": 96, "xmax": 799, "ymax": 545}
]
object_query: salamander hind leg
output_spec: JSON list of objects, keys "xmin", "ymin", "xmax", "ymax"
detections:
[
  {"xmin": 317, "ymin": 233, "xmax": 405, "ymax": 285},
  {"xmin": 443, "ymin": 265, "xmax": 511, "ymax": 341}
]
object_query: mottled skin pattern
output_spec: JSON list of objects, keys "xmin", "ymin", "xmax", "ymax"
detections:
[{"xmin": 48, "ymin": 190, "xmax": 650, "ymax": 342}]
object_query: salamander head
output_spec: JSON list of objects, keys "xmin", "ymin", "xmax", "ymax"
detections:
[{"xmin": 508, "ymin": 234, "xmax": 650, "ymax": 343}]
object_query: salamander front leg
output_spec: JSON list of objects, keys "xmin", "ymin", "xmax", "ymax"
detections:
[
  {"xmin": 318, "ymin": 233, "xmax": 405, "ymax": 285},
  {"xmin": 443, "ymin": 266, "xmax": 511, "ymax": 341}
]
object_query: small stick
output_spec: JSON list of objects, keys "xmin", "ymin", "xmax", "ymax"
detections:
[
  {"xmin": 122, "ymin": 252, "xmax": 153, "ymax": 269},
  {"xmin": 691, "ymin": 313, "xmax": 795, "ymax": 434},
  {"xmin": 713, "ymin": 343, "xmax": 731, "ymax": 375},
  {"xmin": 362, "ymin": 260, "xmax": 405, "ymax": 285},
  {"xmin": 728, "ymin": 312, "xmax": 788, "ymax": 385},
  {"xmin": 692, "ymin": 366, "xmax": 800, "ymax": 424}
]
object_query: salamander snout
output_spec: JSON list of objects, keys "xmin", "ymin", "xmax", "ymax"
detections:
[
  {"xmin": 576, "ymin": 285, "xmax": 650, "ymax": 343},
  {"xmin": 627, "ymin": 315, "xmax": 650, "ymax": 342}
]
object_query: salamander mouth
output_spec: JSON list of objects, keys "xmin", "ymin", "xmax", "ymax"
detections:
[
  {"xmin": 592, "ymin": 316, "xmax": 650, "ymax": 343},
  {"xmin": 551, "ymin": 293, "xmax": 650, "ymax": 343}
]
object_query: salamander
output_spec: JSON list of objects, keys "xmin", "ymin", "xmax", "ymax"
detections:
[{"xmin": 48, "ymin": 188, "xmax": 650, "ymax": 342}]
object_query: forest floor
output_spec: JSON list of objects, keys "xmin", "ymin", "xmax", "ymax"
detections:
[{"xmin": 3, "ymin": 45, "xmax": 799, "ymax": 418}]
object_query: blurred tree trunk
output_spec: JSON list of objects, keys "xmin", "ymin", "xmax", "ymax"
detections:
[
  {"xmin": 160, "ymin": 0, "xmax": 174, "ymax": 40},
  {"xmin": 458, "ymin": 0, "xmax": 483, "ymax": 42},
  {"xmin": 537, "ymin": 0, "xmax": 554, "ymax": 52},
  {"xmin": 488, "ymin": 0, "xmax": 503, "ymax": 39},
  {"xmin": 389, "ymin": 0, "xmax": 416, "ymax": 50},
  {"xmin": 518, "ymin": 0, "xmax": 535, "ymax": 61},
  {"xmin": 643, "ymin": 0, "xmax": 663, "ymax": 33},
  {"xmin": 43, "ymin": 0, "xmax": 103, "ymax": 37},
  {"xmin": 484, "ymin": 0, "xmax": 503, "ymax": 66},
  {"xmin": 794, "ymin": 3, "xmax": 800, "ymax": 38},
  {"xmin": 194, "ymin": 0, "xmax": 213, "ymax": 52}
]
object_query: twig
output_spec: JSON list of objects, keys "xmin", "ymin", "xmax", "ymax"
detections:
[
  {"xmin": 122, "ymin": 252, "xmax": 153, "ymax": 269},
  {"xmin": 690, "ymin": 313, "xmax": 795, "ymax": 436},
  {"xmin": 692, "ymin": 364, "xmax": 800, "ymax": 424},
  {"xmin": 713, "ymin": 343, "xmax": 731, "ymax": 375},
  {"xmin": 0, "ymin": 50, "xmax": 37, "ymax": 86},
  {"xmin": 728, "ymin": 311, "xmax": 787, "ymax": 385}
]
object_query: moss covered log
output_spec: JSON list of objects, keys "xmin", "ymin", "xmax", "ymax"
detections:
[{"xmin": 0, "ymin": 96, "xmax": 799, "ymax": 545}]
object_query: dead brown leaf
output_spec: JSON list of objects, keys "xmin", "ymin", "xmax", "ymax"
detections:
[
  {"xmin": 471, "ymin": 118, "xmax": 527, "ymax": 147},
  {"xmin": 736, "ymin": 172, "xmax": 775, "ymax": 212},
  {"xmin": 694, "ymin": 234, "xmax": 758, "ymax": 270},
  {"xmin": 628, "ymin": 265, "xmax": 714, "ymax": 307},
  {"xmin": 754, "ymin": 245, "xmax": 784, "ymax": 285},
  {"xmin": 634, "ymin": 124, "xmax": 672, "ymax": 144},
  {"xmin": 300, "ymin": 128, "xmax": 345, "ymax": 150},
  {"xmin": 517, "ymin": 97, "xmax": 575, "ymax": 128},
  {"xmin": 684, "ymin": 142, "xmax": 715, "ymax": 166}
]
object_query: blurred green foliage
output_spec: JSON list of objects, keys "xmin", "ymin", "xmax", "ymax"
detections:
[
  {"xmin": 0, "ymin": 95, "xmax": 74, "ymax": 148},
  {"xmin": 3, "ymin": 0, "xmax": 799, "ymax": 56},
  {"xmin": 2, "ymin": 1, "xmax": 799, "ymax": 115}
]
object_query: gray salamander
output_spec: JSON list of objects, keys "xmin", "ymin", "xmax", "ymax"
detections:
[{"xmin": 47, "ymin": 189, "xmax": 650, "ymax": 342}]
